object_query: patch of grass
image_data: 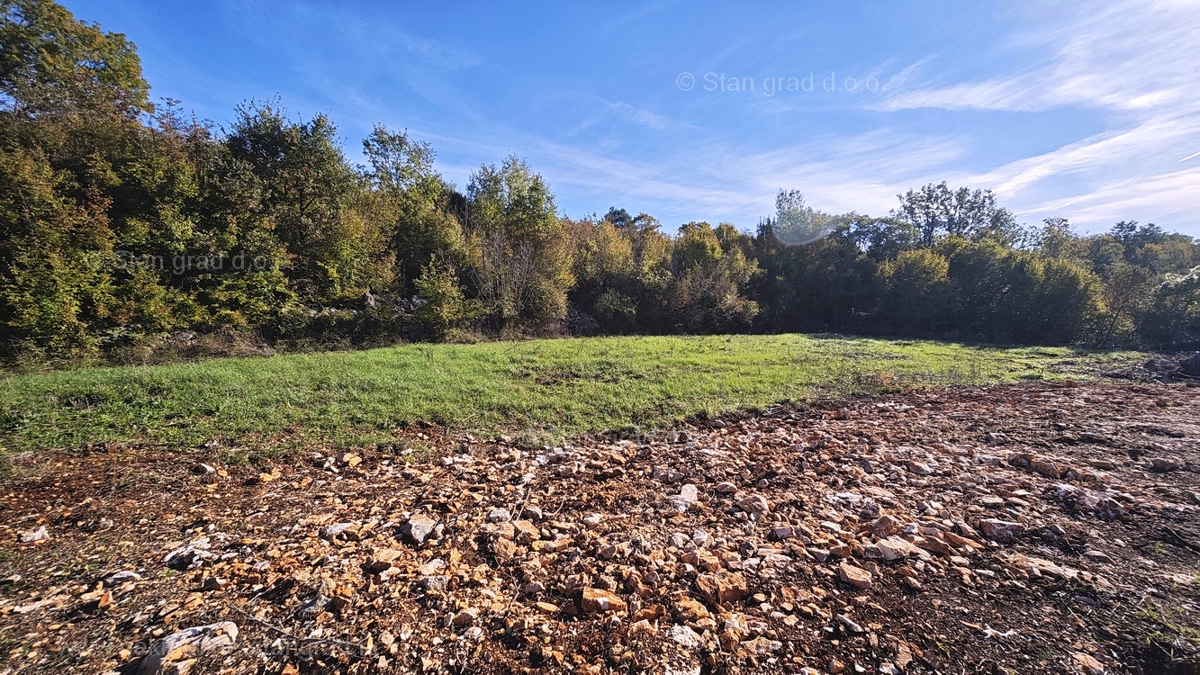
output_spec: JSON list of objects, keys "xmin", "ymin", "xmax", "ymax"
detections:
[
  {"xmin": 0, "ymin": 334, "xmax": 1142, "ymax": 454},
  {"xmin": 1034, "ymin": 646, "xmax": 1058, "ymax": 662},
  {"xmin": 1137, "ymin": 600, "xmax": 1200, "ymax": 645}
]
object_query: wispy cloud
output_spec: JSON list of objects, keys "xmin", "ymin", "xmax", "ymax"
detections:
[
  {"xmin": 445, "ymin": 128, "xmax": 968, "ymax": 224},
  {"xmin": 171, "ymin": 0, "xmax": 1200, "ymax": 234},
  {"xmin": 881, "ymin": 1, "xmax": 1200, "ymax": 115},
  {"xmin": 966, "ymin": 115, "xmax": 1200, "ymax": 196},
  {"xmin": 392, "ymin": 35, "xmax": 482, "ymax": 71},
  {"xmin": 604, "ymin": 101, "xmax": 691, "ymax": 130},
  {"xmin": 861, "ymin": 0, "xmax": 1200, "ymax": 230},
  {"xmin": 534, "ymin": 0, "xmax": 1200, "ymax": 230},
  {"xmin": 1025, "ymin": 168, "xmax": 1200, "ymax": 226}
]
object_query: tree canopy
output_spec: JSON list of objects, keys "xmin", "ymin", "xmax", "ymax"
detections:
[{"xmin": 2, "ymin": 1, "xmax": 1198, "ymax": 365}]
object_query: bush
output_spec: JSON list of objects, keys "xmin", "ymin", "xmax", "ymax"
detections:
[
  {"xmin": 413, "ymin": 259, "xmax": 479, "ymax": 340},
  {"xmin": 1139, "ymin": 267, "xmax": 1200, "ymax": 348}
]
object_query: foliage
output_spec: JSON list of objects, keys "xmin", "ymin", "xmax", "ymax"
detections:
[
  {"xmin": 362, "ymin": 125, "xmax": 463, "ymax": 293},
  {"xmin": 463, "ymin": 156, "xmax": 573, "ymax": 332},
  {"xmin": 0, "ymin": 1, "xmax": 1197, "ymax": 367},
  {"xmin": 665, "ymin": 222, "xmax": 760, "ymax": 333},
  {"xmin": 413, "ymin": 258, "xmax": 478, "ymax": 340},
  {"xmin": 1139, "ymin": 267, "xmax": 1200, "ymax": 347},
  {"xmin": 894, "ymin": 181, "xmax": 1021, "ymax": 246},
  {"xmin": 877, "ymin": 249, "xmax": 951, "ymax": 334},
  {"xmin": 1, "ymin": 0, "xmax": 150, "ymax": 114}
]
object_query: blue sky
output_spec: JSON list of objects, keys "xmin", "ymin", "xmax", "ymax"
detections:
[{"xmin": 66, "ymin": 0, "xmax": 1200, "ymax": 234}]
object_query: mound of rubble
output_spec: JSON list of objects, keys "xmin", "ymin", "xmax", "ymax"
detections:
[
  {"xmin": 1134, "ymin": 353, "xmax": 1200, "ymax": 383},
  {"xmin": 0, "ymin": 382, "xmax": 1197, "ymax": 674}
]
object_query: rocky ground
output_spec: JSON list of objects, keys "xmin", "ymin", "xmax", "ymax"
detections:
[{"xmin": 0, "ymin": 381, "xmax": 1198, "ymax": 674}]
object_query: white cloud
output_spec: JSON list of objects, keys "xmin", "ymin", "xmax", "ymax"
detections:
[
  {"xmin": 483, "ymin": 129, "xmax": 968, "ymax": 224},
  {"xmin": 529, "ymin": 0, "xmax": 1200, "ymax": 231},
  {"xmin": 1025, "ymin": 167, "xmax": 1200, "ymax": 226},
  {"xmin": 882, "ymin": 1, "xmax": 1200, "ymax": 115},
  {"xmin": 965, "ymin": 114, "xmax": 1200, "ymax": 196},
  {"xmin": 866, "ymin": 0, "xmax": 1200, "ymax": 232},
  {"xmin": 203, "ymin": 0, "xmax": 1199, "ymax": 234},
  {"xmin": 605, "ymin": 101, "xmax": 681, "ymax": 130}
]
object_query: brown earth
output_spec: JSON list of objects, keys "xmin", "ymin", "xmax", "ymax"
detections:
[{"xmin": 0, "ymin": 381, "xmax": 1198, "ymax": 674}]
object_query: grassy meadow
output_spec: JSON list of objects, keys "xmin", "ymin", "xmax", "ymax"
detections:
[{"xmin": 0, "ymin": 334, "xmax": 1141, "ymax": 455}]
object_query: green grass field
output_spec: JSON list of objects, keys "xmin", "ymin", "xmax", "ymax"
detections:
[{"xmin": 0, "ymin": 334, "xmax": 1141, "ymax": 455}]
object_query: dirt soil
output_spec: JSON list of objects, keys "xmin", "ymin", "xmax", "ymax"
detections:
[{"xmin": 0, "ymin": 381, "xmax": 1198, "ymax": 675}]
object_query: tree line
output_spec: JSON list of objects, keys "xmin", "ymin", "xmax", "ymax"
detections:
[{"xmin": 2, "ymin": 0, "xmax": 1198, "ymax": 366}]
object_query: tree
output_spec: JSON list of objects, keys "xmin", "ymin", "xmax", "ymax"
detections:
[
  {"xmin": 0, "ymin": 142, "xmax": 111, "ymax": 359},
  {"xmin": 894, "ymin": 182, "xmax": 1019, "ymax": 246},
  {"xmin": 940, "ymin": 237, "xmax": 1099, "ymax": 344},
  {"xmin": 846, "ymin": 215, "xmax": 920, "ymax": 261},
  {"xmin": 1139, "ymin": 267, "xmax": 1200, "ymax": 347},
  {"xmin": 603, "ymin": 207, "xmax": 633, "ymax": 229},
  {"xmin": 877, "ymin": 249, "xmax": 950, "ymax": 335},
  {"xmin": 767, "ymin": 189, "xmax": 832, "ymax": 246},
  {"xmin": 413, "ymin": 258, "xmax": 478, "ymax": 340},
  {"xmin": 363, "ymin": 125, "xmax": 464, "ymax": 293},
  {"xmin": 1095, "ymin": 263, "xmax": 1153, "ymax": 346},
  {"xmin": 754, "ymin": 216, "xmax": 880, "ymax": 334},
  {"xmin": 1, "ymin": 0, "xmax": 150, "ymax": 115},
  {"xmin": 1019, "ymin": 256, "xmax": 1101, "ymax": 345},
  {"xmin": 563, "ymin": 217, "xmax": 636, "ymax": 331},
  {"xmin": 1036, "ymin": 218, "xmax": 1083, "ymax": 261},
  {"xmin": 225, "ymin": 101, "xmax": 383, "ymax": 302},
  {"xmin": 0, "ymin": 0, "xmax": 191, "ymax": 360},
  {"xmin": 664, "ymin": 222, "xmax": 760, "ymax": 333},
  {"xmin": 464, "ymin": 156, "xmax": 573, "ymax": 332}
]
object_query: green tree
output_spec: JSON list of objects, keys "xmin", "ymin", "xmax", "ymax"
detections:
[
  {"xmin": 464, "ymin": 156, "xmax": 573, "ymax": 332},
  {"xmin": 413, "ymin": 258, "xmax": 477, "ymax": 340},
  {"xmin": 363, "ymin": 125, "xmax": 464, "ymax": 293},
  {"xmin": 1, "ymin": 0, "xmax": 150, "ymax": 115},
  {"xmin": 1139, "ymin": 267, "xmax": 1200, "ymax": 347},
  {"xmin": 877, "ymin": 249, "xmax": 951, "ymax": 334},
  {"xmin": 564, "ymin": 217, "xmax": 637, "ymax": 332},
  {"xmin": 754, "ymin": 217, "xmax": 880, "ymax": 334},
  {"xmin": 664, "ymin": 222, "xmax": 760, "ymax": 333},
  {"xmin": 941, "ymin": 238, "xmax": 1099, "ymax": 344},
  {"xmin": 0, "ymin": 0, "xmax": 187, "ymax": 360},
  {"xmin": 225, "ymin": 101, "xmax": 384, "ymax": 302},
  {"xmin": 895, "ymin": 182, "xmax": 1020, "ymax": 246},
  {"xmin": 1094, "ymin": 263, "xmax": 1153, "ymax": 346},
  {"xmin": 0, "ymin": 142, "xmax": 110, "ymax": 360},
  {"xmin": 1036, "ymin": 218, "xmax": 1085, "ymax": 262}
]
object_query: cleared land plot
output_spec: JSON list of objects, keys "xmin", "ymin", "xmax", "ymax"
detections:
[{"xmin": 0, "ymin": 382, "xmax": 1195, "ymax": 673}]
